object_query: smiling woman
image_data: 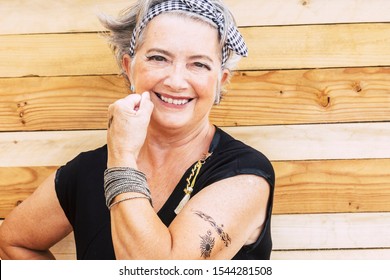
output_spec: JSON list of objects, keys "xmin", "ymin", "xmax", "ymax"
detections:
[{"xmin": 0, "ymin": 0, "xmax": 274, "ymax": 260}]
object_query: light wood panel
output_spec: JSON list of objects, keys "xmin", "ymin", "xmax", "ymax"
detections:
[
  {"xmin": 272, "ymin": 159, "xmax": 390, "ymax": 214},
  {"xmin": 2, "ymin": 67, "xmax": 390, "ymax": 131},
  {"xmin": 0, "ymin": 75, "xmax": 127, "ymax": 131},
  {"xmin": 218, "ymin": 67, "xmax": 390, "ymax": 126},
  {"xmin": 2, "ymin": 23, "xmax": 390, "ymax": 78},
  {"xmin": 242, "ymin": 23, "xmax": 390, "ymax": 71},
  {"xmin": 0, "ymin": 33, "xmax": 118, "ymax": 78},
  {"xmin": 1, "ymin": 159, "xmax": 389, "ymax": 217},
  {"xmin": 2, "ymin": 0, "xmax": 390, "ymax": 35},
  {"xmin": 272, "ymin": 213, "xmax": 390, "ymax": 250},
  {"xmin": 0, "ymin": 130, "xmax": 107, "ymax": 167},
  {"xmin": 223, "ymin": 123, "xmax": 390, "ymax": 161},
  {"xmin": 1, "ymin": 123, "xmax": 389, "ymax": 168}
]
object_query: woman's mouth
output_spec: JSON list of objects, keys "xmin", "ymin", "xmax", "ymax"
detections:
[{"xmin": 155, "ymin": 93, "xmax": 192, "ymax": 105}]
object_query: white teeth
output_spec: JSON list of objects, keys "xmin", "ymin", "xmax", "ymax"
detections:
[{"xmin": 160, "ymin": 95, "xmax": 189, "ymax": 105}]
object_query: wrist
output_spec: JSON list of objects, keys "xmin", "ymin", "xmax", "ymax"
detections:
[{"xmin": 107, "ymin": 153, "xmax": 138, "ymax": 169}]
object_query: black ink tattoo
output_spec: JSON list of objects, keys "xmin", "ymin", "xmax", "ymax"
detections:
[
  {"xmin": 199, "ymin": 230, "xmax": 215, "ymax": 259},
  {"xmin": 193, "ymin": 210, "xmax": 232, "ymax": 247}
]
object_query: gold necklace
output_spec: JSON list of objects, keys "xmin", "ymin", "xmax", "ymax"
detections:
[{"xmin": 174, "ymin": 152, "xmax": 212, "ymax": 214}]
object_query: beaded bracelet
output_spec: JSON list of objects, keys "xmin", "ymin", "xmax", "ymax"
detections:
[{"xmin": 104, "ymin": 167, "xmax": 152, "ymax": 209}]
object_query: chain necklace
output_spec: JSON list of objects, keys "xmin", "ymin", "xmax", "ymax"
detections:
[{"xmin": 174, "ymin": 152, "xmax": 212, "ymax": 214}]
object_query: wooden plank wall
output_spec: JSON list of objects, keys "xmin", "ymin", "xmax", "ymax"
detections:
[{"xmin": 1, "ymin": 0, "xmax": 390, "ymax": 260}]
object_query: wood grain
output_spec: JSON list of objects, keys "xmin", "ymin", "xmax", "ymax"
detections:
[
  {"xmin": 272, "ymin": 212, "xmax": 390, "ymax": 250},
  {"xmin": 2, "ymin": 0, "xmax": 390, "ymax": 35},
  {"xmin": 2, "ymin": 23, "xmax": 390, "ymax": 78},
  {"xmin": 1, "ymin": 67, "xmax": 390, "ymax": 131},
  {"xmin": 273, "ymin": 159, "xmax": 390, "ymax": 214},
  {"xmin": 0, "ymin": 75, "xmax": 127, "ymax": 131},
  {"xmin": 1, "ymin": 159, "xmax": 389, "ymax": 217},
  {"xmin": 217, "ymin": 68, "xmax": 390, "ymax": 126},
  {"xmin": 1, "ymin": 123, "xmax": 389, "ymax": 168}
]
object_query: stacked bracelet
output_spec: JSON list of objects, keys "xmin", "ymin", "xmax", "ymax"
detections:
[{"xmin": 104, "ymin": 167, "xmax": 152, "ymax": 209}]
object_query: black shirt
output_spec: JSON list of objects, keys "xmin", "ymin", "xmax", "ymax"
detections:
[{"xmin": 55, "ymin": 127, "xmax": 275, "ymax": 259}]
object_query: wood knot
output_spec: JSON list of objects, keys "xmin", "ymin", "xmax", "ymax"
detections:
[
  {"xmin": 17, "ymin": 101, "xmax": 28, "ymax": 108},
  {"xmin": 352, "ymin": 81, "xmax": 362, "ymax": 93},
  {"xmin": 320, "ymin": 96, "xmax": 331, "ymax": 107}
]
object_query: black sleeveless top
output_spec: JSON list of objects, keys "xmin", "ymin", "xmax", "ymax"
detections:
[{"xmin": 55, "ymin": 127, "xmax": 275, "ymax": 260}]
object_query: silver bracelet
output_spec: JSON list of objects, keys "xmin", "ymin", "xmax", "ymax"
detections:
[
  {"xmin": 104, "ymin": 167, "xmax": 152, "ymax": 208},
  {"xmin": 108, "ymin": 196, "xmax": 150, "ymax": 210}
]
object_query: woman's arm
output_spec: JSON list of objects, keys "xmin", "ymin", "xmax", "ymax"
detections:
[
  {"xmin": 110, "ymin": 174, "xmax": 270, "ymax": 259},
  {"xmin": 0, "ymin": 172, "xmax": 73, "ymax": 259}
]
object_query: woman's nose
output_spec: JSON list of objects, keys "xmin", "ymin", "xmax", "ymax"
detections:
[{"xmin": 163, "ymin": 63, "xmax": 189, "ymax": 92}]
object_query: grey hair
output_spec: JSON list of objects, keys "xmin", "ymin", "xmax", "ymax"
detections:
[{"xmin": 98, "ymin": 0, "xmax": 242, "ymax": 102}]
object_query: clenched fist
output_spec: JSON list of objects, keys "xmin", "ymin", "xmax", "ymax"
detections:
[{"xmin": 107, "ymin": 92, "xmax": 154, "ymax": 168}]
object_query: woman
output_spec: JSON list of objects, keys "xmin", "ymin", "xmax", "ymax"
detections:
[{"xmin": 0, "ymin": 0, "xmax": 274, "ymax": 260}]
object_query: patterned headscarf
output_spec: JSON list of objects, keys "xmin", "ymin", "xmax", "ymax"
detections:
[{"xmin": 129, "ymin": 0, "xmax": 248, "ymax": 66}]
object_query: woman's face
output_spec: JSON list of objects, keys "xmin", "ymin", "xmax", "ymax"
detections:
[{"xmin": 125, "ymin": 13, "xmax": 229, "ymax": 131}]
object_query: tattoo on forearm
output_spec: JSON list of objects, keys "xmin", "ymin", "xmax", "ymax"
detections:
[
  {"xmin": 199, "ymin": 230, "xmax": 215, "ymax": 259},
  {"xmin": 193, "ymin": 210, "xmax": 231, "ymax": 247}
]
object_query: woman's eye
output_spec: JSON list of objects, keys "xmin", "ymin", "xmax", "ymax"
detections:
[
  {"xmin": 146, "ymin": 55, "xmax": 167, "ymax": 62},
  {"xmin": 194, "ymin": 62, "xmax": 211, "ymax": 70}
]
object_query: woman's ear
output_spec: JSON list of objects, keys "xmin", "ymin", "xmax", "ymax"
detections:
[
  {"xmin": 121, "ymin": 54, "xmax": 132, "ymax": 78},
  {"xmin": 220, "ymin": 68, "xmax": 230, "ymax": 86}
]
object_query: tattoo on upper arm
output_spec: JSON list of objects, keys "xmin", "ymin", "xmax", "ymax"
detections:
[
  {"xmin": 193, "ymin": 210, "xmax": 232, "ymax": 247},
  {"xmin": 199, "ymin": 230, "xmax": 215, "ymax": 259}
]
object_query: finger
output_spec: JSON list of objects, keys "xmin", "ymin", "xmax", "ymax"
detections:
[
  {"xmin": 139, "ymin": 92, "xmax": 154, "ymax": 113},
  {"xmin": 123, "ymin": 93, "xmax": 142, "ymax": 112}
]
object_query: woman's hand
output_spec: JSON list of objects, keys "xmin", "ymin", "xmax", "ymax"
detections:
[{"xmin": 107, "ymin": 92, "xmax": 154, "ymax": 168}]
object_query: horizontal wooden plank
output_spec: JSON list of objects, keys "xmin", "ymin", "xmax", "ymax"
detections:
[
  {"xmin": 2, "ymin": 0, "xmax": 390, "ymax": 35},
  {"xmin": 0, "ymin": 130, "xmax": 107, "ymax": 167},
  {"xmin": 242, "ymin": 23, "xmax": 390, "ymax": 71},
  {"xmin": 272, "ymin": 213, "xmax": 390, "ymax": 250},
  {"xmin": 0, "ymin": 33, "xmax": 119, "ymax": 78},
  {"xmin": 2, "ymin": 67, "xmax": 390, "ymax": 131},
  {"xmin": 1, "ymin": 159, "xmax": 390, "ymax": 217},
  {"xmin": 223, "ymin": 123, "xmax": 390, "ymax": 161},
  {"xmin": 217, "ymin": 67, "xmax": 390, "ymax": 126},
  {"xmin": 271, "ymin": 249, "xmax": 390, "ymax": 260},
  {"xmin": 0, "ymin": 75, "xmax": 127, "ymax": 131},
  {"xmin": 2, "ymin": 23, "xmax": 390, "ymax": 77},
  {"xmin": 1, "ymin": 123, "xmax": 389, "ymax": 168},
  {"xmin": 272, "ymin": 159, "xmax": 390, "ymax": 214}
]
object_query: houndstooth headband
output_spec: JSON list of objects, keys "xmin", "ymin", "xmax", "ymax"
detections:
[{"xmin": 129, "ymin": 0, "xmax": 248, "ymax": 66}]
